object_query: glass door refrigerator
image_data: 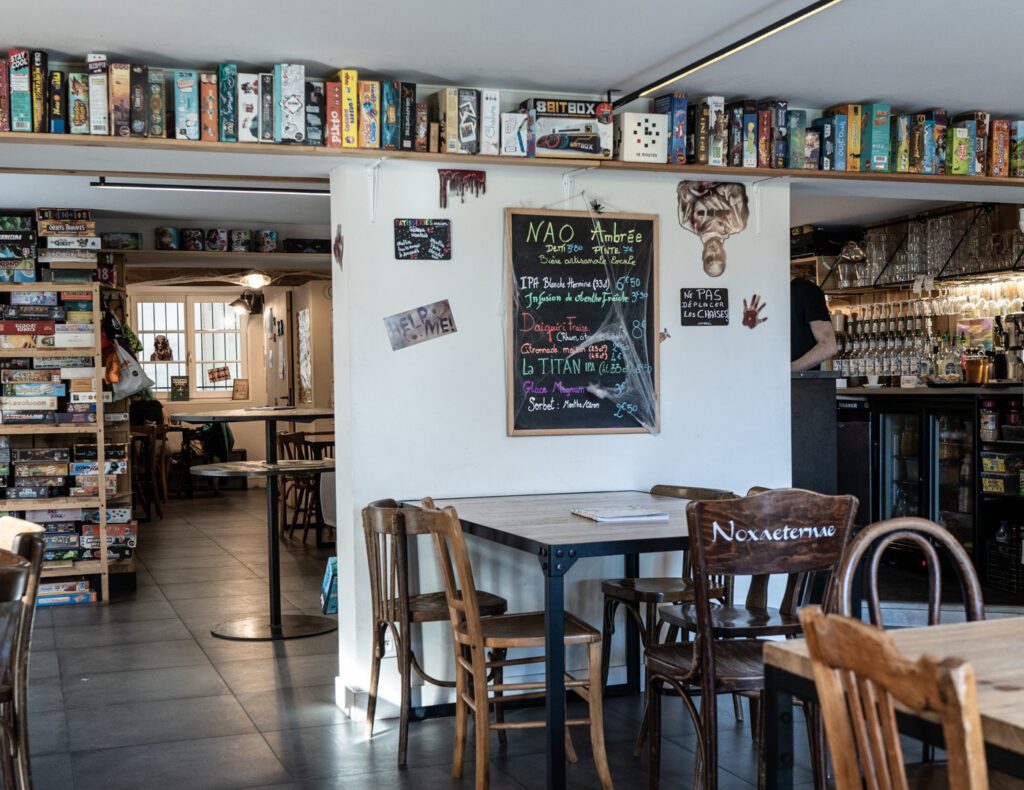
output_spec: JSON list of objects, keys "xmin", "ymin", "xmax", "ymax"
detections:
[
  {"xmin": 928, "ymin": 406, "xmax": 975, "ymax": 555},
  {"xmin": 877, "ymin": 408, "xmax": 924, "ymax": 523}
]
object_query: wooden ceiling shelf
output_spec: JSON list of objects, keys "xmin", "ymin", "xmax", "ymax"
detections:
[{"xmin": 101, "ymin": 249, "xmax": 330, "ymax": 266}]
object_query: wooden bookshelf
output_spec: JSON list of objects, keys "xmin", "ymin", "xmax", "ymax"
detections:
[
  {"xmin": 0, "ymin": 282, "xmax": 120, "ymax": 600},
  {"xmin": 5, "ymin": 130, "xmax": 1024, "ymax": 203}
]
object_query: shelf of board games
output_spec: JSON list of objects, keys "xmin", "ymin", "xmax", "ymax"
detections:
[
  {"xmin": 101, "ymin": 249, "xmax": 331, "ymax": 267},
  {"xmin": 8, "ymin": 131, "xmax": 1024, "ymax": 203},
  {"xmin": 0, "ymin": 282, "xmax": 124, "ymax": 600}
]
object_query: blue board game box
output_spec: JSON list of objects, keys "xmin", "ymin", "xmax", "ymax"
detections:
[{"xmin": 321, "ymin": 556, "xmax": 338, "ymax": 615}]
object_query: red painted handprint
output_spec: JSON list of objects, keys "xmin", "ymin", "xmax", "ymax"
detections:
[{"xmin": 742, "ymin": 294, "xmax": 767, "ymax": 329}]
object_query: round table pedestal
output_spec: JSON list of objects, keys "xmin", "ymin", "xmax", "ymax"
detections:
[{"xmin": 212, "ymin": 613, "xmax": 337, "ymax": 641}]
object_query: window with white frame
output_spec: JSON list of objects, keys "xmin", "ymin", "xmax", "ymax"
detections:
[{"xmin": 133, "ymin": 292, "xmax": 249, "ymax": 398}]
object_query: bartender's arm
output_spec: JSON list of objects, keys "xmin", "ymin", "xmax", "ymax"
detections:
[{"xmin": 791, "ymin": 321, "xmax": 837, "ymax": 372}]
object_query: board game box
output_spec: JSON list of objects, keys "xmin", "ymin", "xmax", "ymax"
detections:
[
  {"xmin": 380, "ymin": 79, "xmax": 400, "ymax": 151},
  {"xmin": 30, "ymin": 51, "xmax": 46, "ymax": 133},
  {"xmin": 174, "ymin": 70, "xmax": 199, "ymax": 141},
  {"xmin": 399, "ymin": 82, "xmax": 417, "ymax": 151},
  {"xmin": 274, "ymin": 63, "xmax": 305, "ymax": 143},
  {"xmin": 358, "ymin": 80, "xmax": 380, "ymax": 148},
  {"xmin": 521, "ymin": 98, "xmax": 612, "ymax": 160},
  {"xmin": 68, "ymin": 71, "xmax": 88, "ymax": 134},
  {"xmin": 654, "ymin": 92, "xmax": 687, "ymax": 165},
  {"xmin": 786, "ymin": 110, "xmax": 806, "ymax": 169},
  {"xmin": 86, "ymin": 54, "xmax": 108, "ymax": 135},
  {"xmin": 218, "ymin": 63, "xmax": 238, "ymax": 142},
  {"xmin": 953, "ymin": 111, "xmax": 989, "ymax": 176},
  {"xmin": 0, "ymin": 58, "xmax": 9, "ymax": 132},
  {"xmin": 339, "ymin": 68, "xmax": 358, "ymax": 148},
  {"xmin": 480, "ymin": 89, "xmax": 500, "ymax": 156},
  {"xmin": 237, "ymin": 72, "xmax": 259, "ymax": 143},
  {"xmin": 989, "ymin": 119, "xmax": 1010, "ymax": 177},
  {"xmin": 48, "ymin": 70, "xmax": 67, "ymax": 134},
  {"xmin": 129, "ymin": 65, "xmax": 147, "ymax": 136},
  {"xmin": 8, "ymin": 49, "xmax": 31, "ymax": 132},
  {"xmin": 109, "ymin": 62, "xmax": 131, "ymax": 137},
  {"xmin": 147, "ymin": 68, "xmax": 165, "ymax": 137},
  {"xmin": 258, "ymin": 73, "xmax": 274, "ymax": 142},
  {"xmin": 325, "ymin": 82, "xmax": 342, "ymax": 148},
  {"xmin": 200, "ymin": 72, "xmax": 218, "ymax": 141},
  {"xmin": 304, "ymin": 79, "xmax": 325, "ymax": 146}
]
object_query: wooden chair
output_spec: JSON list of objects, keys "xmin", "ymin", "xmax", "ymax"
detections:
[
  {"xmin": 0, "ymin": 519, "xmax": 43, "ymax": 790},
  {"xmin": 421, "ymin": 497, "xmax": 614, "ymax": 790},
  {"xmin": 832, "ymin": 516, "xmax": 985, "ymax": 627},
  {"xmin": 278, "ymin": 431, "xmax": 319, "ymax": 542},
  {"xmin": 130, "ymin": 428, "xmax": 163, "ymax": 521},
  {"xmin": 362, "ymin": 500, "xmax": 508, "ymax": 767},
  {"xmin": 599, "ymin": 485, "xmax": 736, "ymax": 756},
  {"xmin": 645, "ymin": 488, "xmax": 857, "ymax": 790},
  {"xmin": 799, "ymin": 605, "xmax": 989, "ymax": 790}
]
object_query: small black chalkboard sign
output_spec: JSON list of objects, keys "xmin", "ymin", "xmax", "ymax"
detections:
[
  {"xmin": 680, "ymin": 287, "xmax": 729, "ymax": 326},
  {"xmin": 394, "ymin": 218, "xmax": 452, "ymax": 260}
]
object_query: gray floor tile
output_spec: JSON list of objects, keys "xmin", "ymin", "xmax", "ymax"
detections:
[
  {"xmin": 28, "ymin": 709, "xmax": 67, "ymax": 756},
  {"xmin": 28, "ymin": 679, "xmax": 64, "ymax": 713},
  {"xmin": 54, "ymin": 618, "xmax": 191, "ymax": 649},
  {"xmin": 30, "ymin": 626, "xmax": 55, "ymax": 651},
  {"xmin": 66, "ymin": 694, "xmax": 256, "ymax": 751},
  {"xmin": 158, "ymin": 578, "xmax": 270, "ymax": 601},
  {"xmin": 262, "ymin": 722, "xmax": 399, "ymax": 780},
  {"xmin": 193, "ymin": 629, "xmax": 339, "ymax": 665},
  {"xmin": 29, "ymin": 650, "xmax": 59, "ymax": 681},
  {"xmin": 214, "ymin": 652, "xmax": 339, "ymax": 695},
  {"xmin": 143, "ymin": 554, "xmax": 247, "ymax": 571},
  {"xmin": 236, "ymin": 683, "xmax": 348, "ymax": 732},
  {"xmin": 62, "ymin": 663, "xmax": 229, "ymax": 709},
  {"xmin": 30, "ymin": 752, "xmax": 74, "ymax": 789},
  {"xmin": 57, "ymin": 638, "xmax": 208, "ymax": 675},
  {"xmin": 48, "ymin": 599, "xmax": 179, "ymax": 626},
  {"xmin": 72, "ymin": 733, "xmax": 291, "ymax": 790},
  {"xmin": 148, "ymin": 564, "xmax": 261, "ymax": 584}
]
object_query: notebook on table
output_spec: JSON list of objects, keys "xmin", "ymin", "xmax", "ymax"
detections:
[{"xmin": 571, "ymin": 506, "xmax": 669, "ymax": 523}]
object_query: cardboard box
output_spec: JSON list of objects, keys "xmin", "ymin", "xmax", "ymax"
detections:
[
  {"xmin": 831, "ymin": 113, "xmax": 848, "ymax": 172},
  {"xmin": 694, "ymin": 100, "xmax": 710, "ymax": 165},
  {"xmin": 9, "ymin": 50, "xmax": 31, "ymax": 132},
  {"xmin": 521, "ymin": 98, "xmax": 612, "ymax": 160},
  {"xmin": 803, "ymin": 127, "xmax": 821, "ymax": 170},
  {"xmin": 174, "ymin": 70, "xmax": 199, "ymax": 141},
  {"xmin": 704, "ymin": 96, "xmax": 726, "ymax": 166},
  {"xmin": 86, "ymin": 54, "xmax": 108, "ymax": 135},
  {"xmin": 480, "ymin": 89, "xmax": 500, "ymax": 156},
  {"xmin": 0, "ymin": 320, "xmax": 54, "ymax": 335},
  {"xmin": 825, "ymin": 104, "xmax": 861, "ymax": 171},
  {"xmin": 380, "ymin": 80, "xmax": 400, "ymax": 151},
  {"xmin": 37, "ymin": 218, "xmax": 94, "ymax": 236},
  {"xmin": 324, "ymin": 82, "xmax": 342, "ymax": 148},
  {"xmin": 432, "ymin": 87, "xmax": 459, "ymax": 153},
  {"xmin": 339, "ymin": 69, "xmax": 358, "ymax": 147},
  {"xmin": 0, "ymin": 58, "xmax": 9, "ymax": 131},
  {"xmin": 147, "ymin": 68, "xmax": 165, "ymax": 137},
  {"xmin": 237, "ymin": 72, "xmax": 259, "ymax": 143},
  {"xmin": 953, "ymin": 111, "xmax": 989, "ymax": 176},
  {"xmin": 14, "ymin": 462, "xmax": 67, "ymax": 476},
  {"xmin": 68, "ymin": 71, "xmax": 89, "ymax": 134},
  {"xmin": 218, "ymin": 63, "xmax": 238, "ymax": 142},
  {"xmin": 48, "ymin": 70, "xmax": 67, "ymax": 134},
  {"xmin": 813, "ymin": 117, "xmax": 835, "ymax": 171},
  {"xmin": 989, "ymin": 119, "xmax": 1010, "ymax": 177},
  {"xmin": 654, "ymin": 92, "xmax": 687, "ymax": 165},
  {"xmin": 890, "ymin": 114, "xmax": 910, "ymax": 173},
  {"xmin": 1, "ymin": 369, "xmax": 61, "ymax": 382},
  {"xmin": 756, "ymin": 99, "xmax": 772, "ymax": 168},
  {"xmin": 304, "ymin": 79, "xmax": 325, "ymax": 146},
  {"xmin": 399, "ymin": 82, "xmax": 417, "ymax": 151},
  {"xmin": 36, "ymin": 592, "xmax": 96, "ymax": 607},
  {"xmin": 415, "ymin": 103, "xmax": 428, "ymax": 152},
  {"xmin": 0, "ymin": 396, "xmax": 57, "ymax": 410},
  {"xmin": 258, "ymin": 73, "xmax": 274, "ymax": 142},
  {"xmin": 919, "ymin": 108, "xmax": 948, "ymax": 174},
  {"xmin": 83, "ymin": 507, "xmax": 131, "ymax": 523},
  {"xmin": 500, "ymin": 112, "xmax": 529, "ymax": 156},
  {"xmin": 274, "ymin": 64, "xmax": 305, "ymax": 143},
  {"xmin": 3, "ymin": 382, "xmax": 63, "ymax": 397},
  {"xmin": 129, "ymin": 65, "xmax": 147, "ymax": 136},
  {"xmin": 947, "ymin": 124, "xmax": 972, "ymax": 176},
  {"xmin": 0, "ymin": 335, "xmax": 53, "ymax": 350},
  {"xmin": 41, "ymin": 236, "xmax": 100, "ymax": 249},
  {"xmin": 30, "ymin": 51, "xmax": 47, "ymax": 133},
  {"xmin": 923, "ymin": 119, "xmax": 937, "ymax": 174},
  {"xmin": 358, "ymin": 80, "xmax": 380, "ymax": 148},
  {"xmin": 786, "ymin": 110, "xmax": 806, "ymax": 169},
  {"xmin": 457, "ymin": 88, "xmax": 479, "ymax": 154},
  {"xmin": 108, "ymin": 62, "xmax": 131, "ymax": 137},
  {"xmin": 860, "ymin": 103, "xmax": 890, "ymax": 172},
  {"xmin": 725, "ymin": 100, "xmax": 744, "ymax": 167},
  {"xmin": 771, "ymin": 99, "xmax": 788, "ymax": 168},
  {"xmin": 613, "ymin": 112, "xmax": 667, "ymax": 163},
  {"xmin": 199, "ymin": 72, "xmax": 218, "ymax": 141}
]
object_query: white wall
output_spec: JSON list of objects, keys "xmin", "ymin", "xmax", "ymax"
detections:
[{"xmin": 330, "ymin": 160, "xmax": 792, "ymax": 710}]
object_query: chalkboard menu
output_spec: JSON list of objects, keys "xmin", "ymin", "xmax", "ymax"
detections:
[
  {"xmin": 505, "ymin": 208, "xmax": 659, "ymax": 435},
  {"xmin": 394, "ymin": 218, "xmax": 452, "ymax": 260},
  {"xmin": 680, "ymin": 287, "xmax": 729, "ymax": 326}
]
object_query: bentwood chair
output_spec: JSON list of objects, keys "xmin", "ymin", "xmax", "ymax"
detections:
[
  {"xmin": 799, "ymin": 606, "xmax": 991, "ymax": 790},
  {"xmin": 0, "ymin": 518, "xmax": 44, "ymax": 790},
  {"xmin": 422, "ymin": 498, "xmax": 614, "ymax": 790},
  {"xmin": 833, "ymin": 516, "xmax": 985, "ymax": 626},
  {"xmin": 599, "ymin": 485, "xmax": 736, "ymax": 756},
  {"xmin": 362, "ymin": 500, "xmax": 508, "ymax": 767},
  {"xmin": 645, "ymin": 488, "xmax": 857, "ymax": 790}
]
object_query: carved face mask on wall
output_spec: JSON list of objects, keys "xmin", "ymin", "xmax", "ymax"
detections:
[{"xmin": 676, "ymin": 180, "xmax": 750, "ymax": 277}]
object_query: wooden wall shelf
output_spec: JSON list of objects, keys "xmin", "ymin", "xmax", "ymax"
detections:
[
  {"xmin": 102, "ymin": 249, "xmax": 330, "ymax": 266},
  {"xmin": 5, "ymin": 130, "xmax": 1024, "ymax": 203},
  {"xmin": 0, "ymin": 424, "xmax": 101, "ymax": 436}
]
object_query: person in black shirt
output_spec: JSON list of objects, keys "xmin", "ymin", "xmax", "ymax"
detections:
[{"xmin": 791, "ymin": 277, "xmax": 837, "ymax": 371}]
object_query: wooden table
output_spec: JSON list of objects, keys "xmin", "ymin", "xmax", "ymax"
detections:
[
  {"xmin": 764, "ymin": 618, "xmax": 1024, "ymax": 788},
  {"xmin": 173, "ymin": 408, "xmax": 333, "ymax": 641},
  {"xmin": 404, "ymin": 490, "xmax": 691, "ymax": 790}
]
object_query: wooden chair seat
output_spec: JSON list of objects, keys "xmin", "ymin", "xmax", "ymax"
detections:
[
  {"xmin": 456, "ymin": 611, "xmax": 600, "ymax": 649},
  {"xmin": 659, "ymin": 602, "xmax": 802, "ymax": 638},
  {"xmin": 645, "ymin": 639, "xmax": 766, "ymax": 693},
  {"xmin": 401, "ymin": 590, "xmax": 508, "ymax": 623},
  {"xmin": 601, "ymin": 576, "xmax": 694, "ymax": 604}
]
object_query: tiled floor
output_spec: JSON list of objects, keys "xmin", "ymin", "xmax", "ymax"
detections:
[{"xmin": 28, "ymin": 489, "xmax": 814, "ymax": 789}]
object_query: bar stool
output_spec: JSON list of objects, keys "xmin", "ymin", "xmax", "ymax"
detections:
[
  {"xmin": 362, "ymin": 500, "xmax": 508, "ymax": 767},
  {"xmin": 599, "ymin": 484, "xmax": 735, "ymax": 755}
]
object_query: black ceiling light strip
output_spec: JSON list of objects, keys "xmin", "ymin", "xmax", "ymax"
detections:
[
  {"xmin": 89, "ymin": 176, "xmax": 329, "ymax": 196},
  {"xmin": 611, "ymin": 0, "xmax": 844, "ymax": 109}
]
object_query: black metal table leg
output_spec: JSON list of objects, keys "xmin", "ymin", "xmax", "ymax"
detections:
[
  {"xmin": 543, "ymin": 548, "xmax": 571, "ymax": 790},
  {"xmin": 764, "ymin": 664, "xmax": 795, "ymax": 790},
  {"xmin": 210, "ymin": 418, "xmax": 337, "ymax": 641},
  {"xmin": 623, "ymin": 552, "xmax": 641, "ymax": 693}
]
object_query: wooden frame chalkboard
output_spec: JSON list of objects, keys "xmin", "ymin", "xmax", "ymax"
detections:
[{"xmin": 505, "ymin": 208, "xmax": 659, "ymax": 436}]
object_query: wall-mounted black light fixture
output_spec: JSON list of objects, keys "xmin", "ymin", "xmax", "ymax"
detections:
[{"xmin": 89, "ymin": 176, "xmax": 329, "ymax": 197}]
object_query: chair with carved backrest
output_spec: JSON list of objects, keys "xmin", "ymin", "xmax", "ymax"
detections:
[
  {"xmin": 799, "ymin": 605, "xmax": 990, "ymax": 790},
  {"xmin": 645, "ymin": 487, "xmax": 857, "ymax": 790},
  {"xmin": 422, "ymin": 497, "xmax": 614, "ymax": 790},
  {"xmin": 361, "ymin": 500, "xmax": 508, "ymax": 767},
  {"xmin": 599, "ymin": 485, "xmax": 737, "ymax": 757}
]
